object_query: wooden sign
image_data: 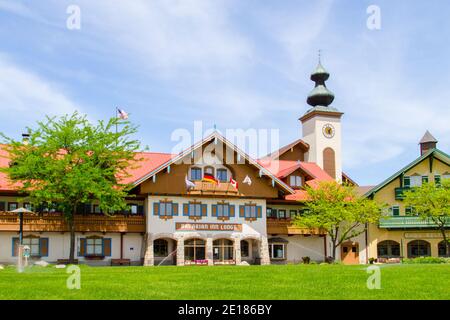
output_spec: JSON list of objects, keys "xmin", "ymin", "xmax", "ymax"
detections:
[
  {"xmin": 404, "ymin": 232, "xmax": 450, "ymax": 239},
  {"xmin": 176, "ymin": 222, "xmax": 242, "ymax": 232}
]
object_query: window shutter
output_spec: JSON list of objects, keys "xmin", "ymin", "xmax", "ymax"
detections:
[
  {"xmin": 12, "ymin": 237, "xmax": 19, "ymax": 257},
  {"xmin": 172, "ymin": 203, "xmax": 179, "ymax": 216},
  {"xmin": 39, "ymin": 238, "xmax": 49, "ymax": 257},
  {"xmin": 212, "ymin": 205, "xmax": 217, "ymax": 217},
  {"xmin": 183, "ymin": 204, "xmax": 189, "ymax": 216},
  {"xmin": 138, "ymin": 205, "xmax": 144, "ymax": 215},
  {"xmin": 403, "ymin": 176, "xmax": 410, "ymax": 188},
  {"xmin": 84, "ymin": 204, "xmax": 91, "ymax": 214},
  {"xmin": 229, "ymin": 205, "xmax": 235, "ymax": 217},
  {"xmin": 103, "ymin": 238, "xmax": 112, "ymax": 256},
  {"xmin": 239, "ymin": 205, "xmax": 245, "ymax": 217},
  {"xmin": 0, "ymin": 201, "xmax": 5, "ymax": 211},
  {"xmin": 153, "ymin": 202, "xmax": 160, "ymax": 216},
  {"xmin": 257, "ymin": 206, "xmax": 262, "ymax": 218},
  {"xmin": 79, "ymin": 238, "xmax": 86, "ymax": 256},
  {"xmin": 202, "ymin": 204, "xmax": 207, "ymax": 216}
]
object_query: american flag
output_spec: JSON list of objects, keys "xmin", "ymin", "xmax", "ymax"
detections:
[{"xmin": 117, "ymin": 108, "xmax": 129, "ymax": 120}]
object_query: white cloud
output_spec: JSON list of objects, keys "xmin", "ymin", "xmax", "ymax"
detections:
[{"xmin": 0, "ymin": 55, "xmax": 81, "ymax": 121}]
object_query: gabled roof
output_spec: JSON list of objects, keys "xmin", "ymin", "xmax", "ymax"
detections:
[
  {"xmin": 364, "ymin": 148, "xmax": 450, "ymax": 197},
  {"xmin": 261, "ymin": 139, "xmax": 309, "ymax": 160},
  {"xmin": 133, "ymin": 132, "xmax": 295, "ymax": 194}
]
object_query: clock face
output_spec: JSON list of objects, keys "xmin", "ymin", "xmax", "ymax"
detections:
[{"xmin": 322, "ymin": 124, "xmax": 335, "ymax": 138}]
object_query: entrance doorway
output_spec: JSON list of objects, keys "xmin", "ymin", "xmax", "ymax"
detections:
[{"xmin": 341, "ymin": 242, "xmax": 359, "ymax": 264}]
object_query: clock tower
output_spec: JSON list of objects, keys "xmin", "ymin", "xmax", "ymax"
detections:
[{"xmin": 300, "ymin": 60, "xmax": 343, "ymax": 181}]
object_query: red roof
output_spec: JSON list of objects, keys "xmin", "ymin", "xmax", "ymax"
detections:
[
  {"xmin": 259, "ymin": 159, "xmax": 334, "ymax": 181},
  {"xmin": 0, "ymin": 144, "xmax": 174, "ymax": 192}
]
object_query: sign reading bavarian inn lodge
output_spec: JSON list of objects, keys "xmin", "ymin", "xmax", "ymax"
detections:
[{"xmin": 175, "ymin": 222, "xmax": 242, "ymax": 232}]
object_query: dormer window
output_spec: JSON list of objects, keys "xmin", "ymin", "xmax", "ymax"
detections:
[
  {"xmin": 289, "ymin": 175, "xmax": 302, "ymax": 188},
  {"xmin": 190, "ymin": 167, "xmax": 202, "ymax": 181}
]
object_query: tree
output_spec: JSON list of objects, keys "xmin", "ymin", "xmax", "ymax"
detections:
[
  {"xmin": 293, "ymin": 181, "xmax": 383, "ymax": 261},
  {"xmin": 0, "ymin": 112, "xmax": 141, "ymax": 263},
  {"xmin": 403, "ymin": 179, "xmax": 450, "ymax": 257}
]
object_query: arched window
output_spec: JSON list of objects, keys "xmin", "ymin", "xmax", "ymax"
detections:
[
  {"xmin": 213, "ymin": 239, "xmax": 234, "ymax": 262},
  {"xmin": 190, "ymin": 167, "xmax": 202, "ymax": 181},
  {"xmin": 438, "ymin": 241, "xmax": 449, "ymax": 257},
  {"xmin": 184, "ymin": 238, "xmax": 206, "ymax": 262},
  {"xmin": 240, "ymin": 240, "xmax": 249, "ymax": 257},
  {"xmin": 323, "ymin": 147, "xmax": 336, "ymax": 179},
  {"xmin": 407, "ymin": 240, "xmax": 431, "ymax": 258},
  {"xmin": 154, "ymin": 239, "xmax": 169, "ymax": 257},
  {"xmin": 377, "ymin": 240, "xmax": 400, "ymax": 258}
]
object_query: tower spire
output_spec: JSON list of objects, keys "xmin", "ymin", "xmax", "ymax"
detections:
[{"xmin": 306, "ymin": 53, "xmax": 335, "ymax": 107}]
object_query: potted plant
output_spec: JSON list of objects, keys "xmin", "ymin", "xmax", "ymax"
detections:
[
  {"xmin": 302, "ymin": 256, "xmax": 311, "ymax": 264},
  {"xmin": 368, "ymin": 257, "xmax": 376, "ymax": 264}
]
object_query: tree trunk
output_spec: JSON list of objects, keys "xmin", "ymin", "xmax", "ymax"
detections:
[
  {"xmin": 331, "ymin": 237, "xmax": 337, "ymax": 261},
  {"xmin": 439, "ymin": 226, "xmax": 449, "ymax": 257},
  {"xmin": 68, "ymin": 208, "xmax": 76, "ymax": 264}
]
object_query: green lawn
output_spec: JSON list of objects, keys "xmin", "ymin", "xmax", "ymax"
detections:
[{"xmin": 0, "ymin": 264, "xmax": 448, "ymax": 299}]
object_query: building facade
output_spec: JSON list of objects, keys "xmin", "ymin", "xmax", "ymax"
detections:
[
  {"xmin": 365, "ymin": 132, "xmax": 450, "ymax": 262},
  {"xmin": 0, "ymin": 62, "xmax": 385, "ymax": 266}
]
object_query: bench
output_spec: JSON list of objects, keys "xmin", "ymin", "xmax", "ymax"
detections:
[
  {"xmin": 111, "ymin": 259, "xmax": 131, "ymax": 266},
  {"xmin": 57, "ymin": 259, "xmax": 79, "ymax": 265}
]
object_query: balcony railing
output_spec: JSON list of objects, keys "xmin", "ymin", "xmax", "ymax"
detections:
[
  {"xmin": 187, "ymin": 181, "xmax": 239, "ymax": 196},
  {"xmin": 266, "ymin": 218, "xmax": 324, "ymax": 235},
  {"xmin": 379, "ymin": 216, "xmax": 450, "ymax": 229},
  {"xmin": 0, "ymin": 212, "xmax": 145, "ymax": 233}
]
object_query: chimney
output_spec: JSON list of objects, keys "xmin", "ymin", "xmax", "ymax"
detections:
[
  {"xmin": 22, "ymin": 133, "xmax": 30, "ymax": 145},
  {"xmin": 419, "ymin": 130, "xmax": 437, "ymax": 156}
]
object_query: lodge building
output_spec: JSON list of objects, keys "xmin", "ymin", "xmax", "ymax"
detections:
[{"xmin": 0, "ymin": 61, "xmax": 447, "ymax": 266}]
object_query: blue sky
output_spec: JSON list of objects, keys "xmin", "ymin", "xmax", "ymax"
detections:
[{"xmin": 0, "ymin": 0, "xmax": 449, "ymax": 186}]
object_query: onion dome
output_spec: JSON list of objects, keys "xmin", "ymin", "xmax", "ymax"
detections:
[{"xmin": 306, "ymin": 62, "xmax": 335, "ymax": 107}]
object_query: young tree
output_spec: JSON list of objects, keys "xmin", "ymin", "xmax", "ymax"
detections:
[
  {"xmin": 293, "ymin": 181, "xmax": 383, "ymax": 260},
  {"xmin": 403, "ymin": 179, "xmax": 450, "ymax": 257},
  {"xmin": 0, "ymin": 112, "xmax": 141, "ymax": 263}
]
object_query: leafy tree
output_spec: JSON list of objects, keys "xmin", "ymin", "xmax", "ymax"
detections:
[
  {"xmin": 293, "ymin": 181, "xmax": 383, "ymax": 260},
  {"xmin": 0, "ymin": 112, "xmax": 141, "ymax": 263},
  {"xmin": 403, "ymin": 179, "xmax": 450, "ymax": 257}
]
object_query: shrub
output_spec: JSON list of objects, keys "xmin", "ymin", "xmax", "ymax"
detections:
[
  {"xmin": 402, "ymin": 257, "xmax": 450, "ymax": 264},
  {"xmin": 368, "ymin": 257, "xmax": 376, "ymax": 264}
]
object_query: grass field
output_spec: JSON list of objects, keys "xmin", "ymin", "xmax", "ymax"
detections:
[{"xmin": 0, "ymin": 264, "xmax": 449, "ymax": 300}]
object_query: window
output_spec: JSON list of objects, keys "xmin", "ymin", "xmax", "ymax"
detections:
[
  {"xmin": 184, "ymin": 238, "xmax": 206, "ymax": 262},
  {"xmin": 23, "ymin": 203, "xmax": 33, "ymax": 211},
  {"xmin": 267, "ymin": 208, "xmax": 277, "ymax": 219},
  {"xmin": 377, "ymin": 240, "xmax": 400, "ymax": 258},
  {"xmin": 8, "ymin": 202, "xmax": 18, "ymax": 211},
  {"xmin": 391, "ymin": 205, "xmax": 400, "ymax": 216},
  {"xmin": 403, "ymin": 176, "xmax": 411, "ymax": 188},
  {"xmin": 23, "ymin": 237, "xmax": 40, "ymax": 256},
  {"xmin": 86, "ymin": 237, "xmax": 103, "ymax": 256},
  {"xmin": 0, "ymin": 201, "xmax": 5, "ymax": 211},
  {"xmin": 407, "ymin": 240, "xmax": 431, "ymax": 258},
  {"xmin": 213, "ymin": 239, "xmax": 234, "ymax": 262},
  {"xmin": 435, "ymin": 175, "xmax": 441, "ymax": 186},
  {"xmin": 93, "ymin": 205, "xmax": 102, "ymax": 214},
  {"xmin": 421, "ymin": 176, "xmax": 429, "ymax": 184},
  {"xmin": 443, "ymin": 173, "xmax": 450, "ymax": 180},
  {"xmin": 190, "ymin": 167, "xmax": 202, "ymax": 181},
  {"xmin": 240, "ymin": 240, "xmax": 249, "ymax": 257},
  {"xmin": 217, "ymin": 204, "xmax": 230, "ymax": 217},
  {"xmin": 154, "ymin": 239, "xmax": 169, "ymax": 257},
  {"xmin": 405, "ymin": 206, "xmax": 416, "ymax": 215},
  {"xmin": 245, "ymin": 205, "xmax": 257, "ymax": 218},
  {"xmin": 189, "ymin": 203, "xmax": 202, "ymax": 217},
  {"xmin": 216, "ymin": 169, "xmax": 228, "ymax": 182},
  {"xmin": 269, "ymin": 244, "xmax": 285, "ymax": 259},
  {"xmin": 127, "ymin": 204, "xmax": 137, "ymax": 215},
  {"xmin": 160, "ymin": 202, "xmax": 173, "ymax": 216},
  {"xmin": 278, "ymin": 209, "xmax": 286, "ymax": 219},
  {"xmin": 438, "ymin": 241, "xmax": 448, "ymax": 257},
  {"xmin": 289, "ymin": 175, "xmax": 302, "ymax": 187},
  {"xmin": 290, "ymin": 210, "xmax": 297, "ymax": 218}
]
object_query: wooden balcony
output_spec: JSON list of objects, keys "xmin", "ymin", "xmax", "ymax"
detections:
[
  {"xmin": 0, "ymin": 212, "xmax": 145, "ymax": 233},
  {"xmin": 266, "ymin": 218, "xmax": 324, "ymax": 235},
  {"xmin": 187, "ymin": 181, "xmax": 239, "ymax": 196}
]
